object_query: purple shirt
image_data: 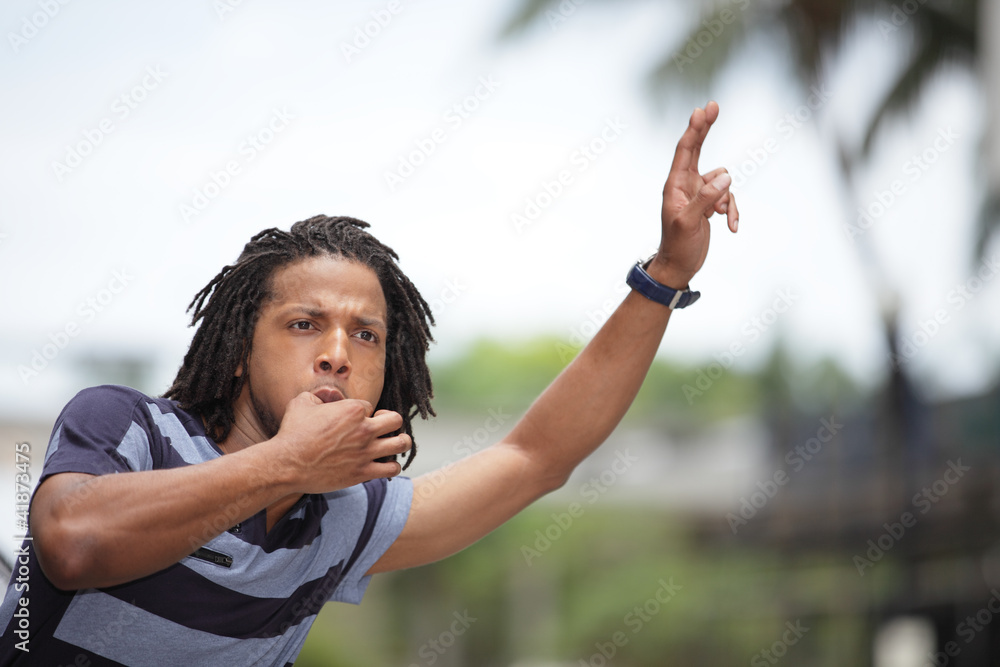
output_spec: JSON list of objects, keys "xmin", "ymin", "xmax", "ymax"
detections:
[{"xmin": 0, "ymin": 385, "xmax": 412, "ymax": 666}]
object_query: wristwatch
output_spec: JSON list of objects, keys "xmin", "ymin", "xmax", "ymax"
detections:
[{"xmin": 626, "ymin": 257, "xmax": 700, "ymax": 309}]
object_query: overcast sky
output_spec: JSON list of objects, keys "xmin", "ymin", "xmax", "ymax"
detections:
[{"xmin": 1, "ymin": 0, "xmax": 998, "ymax": 421}]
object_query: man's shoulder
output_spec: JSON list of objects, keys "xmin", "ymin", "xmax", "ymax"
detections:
[
  {"xmin": 70, "ymin": 383, "xmax": 152, "ymax": 404},
  {"xmin": 63, "ymin": 384, "xmax": 163, "ymax": 417},
  {"xmin": 59, "ymin": 385, "xmax": 200, "ymax": 435},
  {"xmin": 47, "ymin": 385, "xmax": 214, "ymax": 473}
]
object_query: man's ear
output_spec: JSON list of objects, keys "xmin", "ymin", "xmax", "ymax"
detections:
[{"xmin": 235, "ymin": 340, "xmax": 248, "ymax": 377}]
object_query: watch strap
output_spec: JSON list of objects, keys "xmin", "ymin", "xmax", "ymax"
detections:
[{"xmin": 626, "ymin": 259, "xmax": 700, "ymax": 309}]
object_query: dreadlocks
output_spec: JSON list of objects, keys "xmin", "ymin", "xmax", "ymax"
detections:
[{"xmin": 163, "ymin": 215, "xmax": 434, "ymax": 470}]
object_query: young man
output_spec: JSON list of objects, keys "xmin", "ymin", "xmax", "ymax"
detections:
[{"xmin": 0, "ymin": 101, "xmax": 737, "ymax": 665}]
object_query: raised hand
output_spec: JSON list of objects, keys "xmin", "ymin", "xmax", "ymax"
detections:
[{"xmin": 651, "ymin": 100, "xmax": 738, "ymax": 289}]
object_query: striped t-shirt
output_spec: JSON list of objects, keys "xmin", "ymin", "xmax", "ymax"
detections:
[{"xmin": 0, "ymin": 385, "xmax": 412, "ymax": 666}]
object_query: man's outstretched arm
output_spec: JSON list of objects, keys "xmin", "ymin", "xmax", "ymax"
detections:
[{"xmin": 370, "ymin": 101, "xmax": 739, "ymax": 574}]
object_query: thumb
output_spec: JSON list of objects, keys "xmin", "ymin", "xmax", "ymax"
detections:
[
  {"xmin": 687, "ymin": 172, "xmax": 731, "ymax": 219},
  {"xmin": 297, "ymin": 391, "xmax": 324, "ymax": 406}
]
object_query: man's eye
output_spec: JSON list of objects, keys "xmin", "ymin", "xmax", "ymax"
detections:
[
  {"xmin": 291, "ymin": 321, "xmax": 313, "ymax": 330},
  {"xmin": 356, "ymin": 331, "xmax": 377, "ymax": 343}
]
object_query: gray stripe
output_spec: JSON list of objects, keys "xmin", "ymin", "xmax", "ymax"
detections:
[
  {"xmin": 182, "ymin": 489, "xmax": 369, "ymax": 598},
  {"xmin": 331, "ymin": 477, "xmax": 412, "ymax": 604},
  {"xmin": 43, "ymin": 424, "xmax": 63, "ymax": 467},
  {"xmin": 146, "ymin": 402, "xmax": 220, "ymax": 464},
  {"xmin": 116, "ymin": 421, "xmax": 152, "ymax": 472},
  {"xmin": 54, "ymin": 590, "xmax": 313, "ymax": 666}
]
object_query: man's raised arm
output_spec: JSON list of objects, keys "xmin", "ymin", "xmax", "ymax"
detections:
[{"xmin": 371, "ymin": 100, "xmax": 739, "ymax": 574}]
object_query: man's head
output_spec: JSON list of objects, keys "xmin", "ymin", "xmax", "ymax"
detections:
[{"xmin": 164, "ymin": 215, "xmax": 434, "ymax": 469}]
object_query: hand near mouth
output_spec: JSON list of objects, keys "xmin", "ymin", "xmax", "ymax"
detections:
[
  {"xmin": 312, "ymin": 387, "xmax": 345, "ymax": 404},
  {"xmin": 272, "ymin": 391, "xmax": 412, "ymax": 493}
]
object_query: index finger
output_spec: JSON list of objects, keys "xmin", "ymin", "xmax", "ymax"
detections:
[
  {"xmin": 669, "ymin": 101, "xmax": 719, "ymax": 175},
  {"xmin": 370, "ymin": 408, "xmax": 403, "ymax": 434}
]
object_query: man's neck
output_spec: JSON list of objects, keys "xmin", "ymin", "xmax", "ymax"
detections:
[{"xmin": 217, "ymin": 395, "xmax": 269, "ymax": 455}]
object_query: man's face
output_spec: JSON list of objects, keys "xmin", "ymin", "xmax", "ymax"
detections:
[{"xmin": 239, "ymin": 254, "xmax": 388, "ymax": 439}]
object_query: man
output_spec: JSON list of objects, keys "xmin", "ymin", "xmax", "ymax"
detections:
[{"xmin": 0, "ymin": 101, "xmax": 738, "ymax": 665}]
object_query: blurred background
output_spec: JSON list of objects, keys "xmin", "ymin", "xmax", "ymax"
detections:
[{"xmin": 2, "ymin": 0, "xmax": 1000, "ymax": 664}]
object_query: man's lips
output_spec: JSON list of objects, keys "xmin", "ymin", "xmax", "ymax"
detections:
[{"xmin": 312, "ymin": 387, "xmax": 345, "ymax": 404}]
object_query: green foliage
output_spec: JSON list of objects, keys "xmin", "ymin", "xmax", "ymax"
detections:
[
  {"xmin": 321, "ymin": 505, "xmax": 878, "ymax": 666},
  {"xmin": 428, "ymin": 336, "xmax": 826, "ymax": 426},
  {"xmin": 429, "ymin": 336, "xmax": 570, "ymax": 415}
]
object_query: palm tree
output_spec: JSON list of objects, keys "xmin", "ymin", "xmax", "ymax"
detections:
[
  {"xmin": 502, "ymin": 1, "xmax": 1000, "ymax": 662},
  {"xmin": 502, "ymin": 0, "xmax": 995, "ymax": 265}
]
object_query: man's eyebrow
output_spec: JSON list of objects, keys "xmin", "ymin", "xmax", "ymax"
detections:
[
  {"xmin": 356, "ymin": 316, "xmax": 387, "ymax": 329},
  {"xmin": 273, "ymin": 304, "xmax": 326, "ymax": 319},
  {"xmin": 279, "ymin": 304, "xmax": 387, "ymax": 329}
]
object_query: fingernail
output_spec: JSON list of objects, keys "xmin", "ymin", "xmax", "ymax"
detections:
[
  {"xmin": 734, "ymin": 218, "xmax": 739, "ymax": 232},
  {"xmin": 712, "ymin": 173, "xmax": 731, "ymax": 190}
]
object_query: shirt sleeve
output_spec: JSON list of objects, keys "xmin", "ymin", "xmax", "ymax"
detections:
[
  {"xmin": 327, "ymin": 475, "xmax": 413, "ymax": 605},
  {"xmin": 39, "ymin": 385, "xmax": 157, "ymax": 488}
]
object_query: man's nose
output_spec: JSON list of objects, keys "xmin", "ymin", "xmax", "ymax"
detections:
[{"xmin": 315, "ymin": 331, "xmax": 350, "ymax": 375}]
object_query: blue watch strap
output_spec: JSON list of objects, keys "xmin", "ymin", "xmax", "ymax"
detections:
[{"xmin": 626, "ymin": 259, "xmax": 700, "ymax": 309}]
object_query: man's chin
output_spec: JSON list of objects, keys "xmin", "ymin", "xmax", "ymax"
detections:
[{"xmin": 247, "ymin": 383, "xmax": 281, "ymax": 440}]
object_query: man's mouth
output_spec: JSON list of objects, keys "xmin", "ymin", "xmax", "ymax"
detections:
[{"xmin": 313, "ymin": 387, "xmax": 345, "ymax": 404}]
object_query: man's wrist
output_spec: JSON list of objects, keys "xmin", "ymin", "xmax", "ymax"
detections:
[
  {"xmin": 240, "ymin": 437, "xmax": 299, "ymax": 496},
  {"xmin": 644, "ymin": 256, "xmax": 694, "ymax": 290}
]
